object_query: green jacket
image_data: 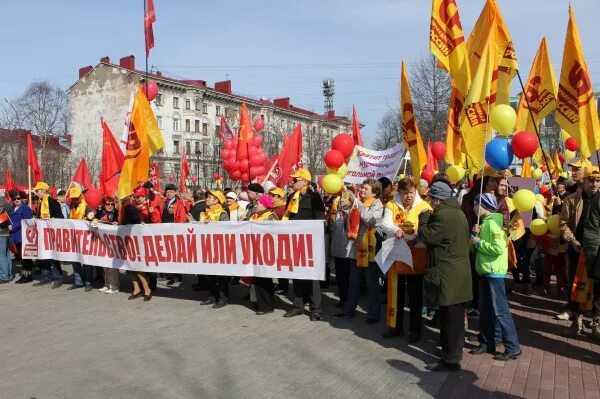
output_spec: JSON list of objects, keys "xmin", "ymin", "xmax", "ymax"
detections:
[
  {"xmin": 475, "ymin": 213, "xmax": 509, "ymax": 276},
  {"xmin": 418, "ymin": 197, "xmax": 472, "ymax": 307}
]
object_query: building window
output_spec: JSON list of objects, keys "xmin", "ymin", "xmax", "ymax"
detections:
[
  {"xmin": 214, "ymin": 144, "xmax": 222, "ymax": 158},
  {"xmin": 203, "ymin": 143, "xmax": 209, "ymax": 155},
  {"xmin": 185, "ymin": 119, "xmax": 191, "ymax": 132},
  {"xmin": 202, "ymin": 103, "xmax": 208, "ymax": 114},
  {"xmin": 173, "ymin": 140, "xmax": 180, "ymax": 154},
  {"xmin": 173, "ymin": 97, "xmax": 179, "ymax": 109},
  {"xmin": 195, "ymin": 141, "xmax": 201, "ymax": 154},
  {"xmin": 173, "ymin": 118, "xmax": 180, "ymax": 131},
  {"xmin": 216, "ymin": 106, "xmax": 221, "ymax": 116},
  {"xmin": 312, "ymin": 126, "xmax": 316, "ymax": 134},
  {"xmin": 195, "ymin": 99, "xmax": 201, "ymax": 111},
  {"xmin": 195, "ymin": 120, "xmax": 200, "ymax": 132},
  {"xmin": 261, "ymin": 114, "xmax": 264, "ymax": 120},
  {"xmin": 156, "ymin": 94, "xmax": 163, "ymax": 105},
  {"xmin": 186, "ymin": 141, "xmax": 191, "ymax": 155},
  {"xmin": 185, "ymin": 99, "xmax": 191, "ymax": 110},
  {"xmin": 224, "ymin": 107, "xmax": 230, "ymax": 118},
  {"xmin": 156, "ymin": 116, "xmax": 162, "ymax": 129},
  {"xmin": 202, "ymin": 123, "xmax": 208, "ymax": 136}
]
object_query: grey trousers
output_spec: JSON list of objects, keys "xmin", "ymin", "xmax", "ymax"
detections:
[{"xmin": 292, "ymin": 279, "xmax": 322, "ymax": 314}]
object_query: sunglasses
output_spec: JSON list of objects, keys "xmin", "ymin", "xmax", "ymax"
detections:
[
  {"xmin": 292, "ymin": 178, "xmax": 303, "ymax": 183},
  {"xmin": 105, "ymin": 203, "xmax": 115, "ymax": 206}
]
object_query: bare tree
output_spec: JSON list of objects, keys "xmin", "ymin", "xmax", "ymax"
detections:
[
  {"xmin": 70, "ymin": 136, "xmax": 102, "ymax": 184},
  {"xmin": 373, "ymin": 109, "xmax": 401, "ymax": 150},
  {"xmin": 304, "ymin": 126, "xmax": 331, "ymax": 176},
  {"xmin": 409, "ymin": 55, "xmax": 451, "ymax": 143}
]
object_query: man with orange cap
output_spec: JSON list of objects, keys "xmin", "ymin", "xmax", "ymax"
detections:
[{"xmin": 282, "ymin": 168, "xmax": 326, "ymax": 321}]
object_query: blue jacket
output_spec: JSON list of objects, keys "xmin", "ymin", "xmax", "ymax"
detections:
[{"xmin": 9, "ymin": 204, "xmax": 32, "ymax": 245}]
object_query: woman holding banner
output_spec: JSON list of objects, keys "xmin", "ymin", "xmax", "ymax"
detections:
[{"xmin": 199, "ymin": 190, "xmax": 230, "ymax": 309}]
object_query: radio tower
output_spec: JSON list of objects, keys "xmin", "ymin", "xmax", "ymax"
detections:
[{"xmin": 323, "ymin": 79, "xmax": 335, "ymax": 113}]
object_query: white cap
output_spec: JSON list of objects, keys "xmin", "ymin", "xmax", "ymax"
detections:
[{"xmin": 226, "ymin": 192, "xmax": 238, "ymax": 200}]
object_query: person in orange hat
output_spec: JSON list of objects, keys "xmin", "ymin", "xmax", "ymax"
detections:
[
  {"xmin": 268, "ymin": 187, "xmax": 287, "ymax": 220},
  {"xmin": 282, "ymin": 168, "xmax": 326, "ymax": 321},
  {"xmin": 66, "ymin": 185, "xmax": 96, "ymax": 292},
  {"xmin": 31, "ymin": 181, "xmax": 65, "ymax": 288},
  {"xmin": 199, "ymin": 190, "xmax": 231, "ymax": 308}
]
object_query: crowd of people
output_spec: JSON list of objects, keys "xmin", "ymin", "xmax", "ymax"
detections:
[{"xmin": 1, "ymin": 160, "xmax": 599, "ymax": 372}]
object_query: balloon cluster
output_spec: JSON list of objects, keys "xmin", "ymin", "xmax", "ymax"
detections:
[
  {"xmin": 321, "ymin": 134, "xmax": 355, "ymax": 194},
  {"xmin": 221, "ymin": 119, "xmax": 267, "ymax": 184}
]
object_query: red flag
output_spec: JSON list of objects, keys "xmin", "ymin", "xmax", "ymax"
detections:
[
  {"xmin": 4, "ymin": 172, "xmax": 16, "ymax": 200},
  {"xmin": 144, "ymin": 0, "xmax": 156, "ymax": 56},
  {"xmin": 352, "ymin": 106, "xmax": 364, "ymax": 146},
  {"xmin": 219, "ymin": 115, "xmax": 233, "ymax": 140},
  {"xmin": 26, "ymin": 133, "xmax": 44, "ymax": 183},
  {"xmin": 149, "ymin": 162, "xmax": 161, "ymax": 192},
  {"xmin": 425, "ymin": 141, "xmax": 439, "ymax": 173},
  {"xmin": 236, "ymin": 101, "xmax": 253, "ymax": 161},
  {"xmin": 179, "ymin": 149, "xmax": 190, "ymax": 193},
  {"xmin": 267, "ymin": 124, "xmax": 303, "ymax": 187},
  {"xmin": 100, "ymin": 119, "xmax": 125, "ymax": 197},
  {"xmin": 71, "ymin": 158, "xmax": 92, "ymax": 191}
]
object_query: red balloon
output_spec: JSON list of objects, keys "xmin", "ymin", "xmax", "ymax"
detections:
[
  {"xmin": 558, "ymin": 153, "xmax": 566, "ymax": 163},
  {"xmin": 168, "ymin": 174, "xmax": 175, "ymax": 183},
  {"xmin": 249, "ymin": 156, "xmax": 262, "ymax": 167},
  {"xmin": 324, "ymin": 149, "xmax": 345, "ymax": 169},
  {"xmin": 84, "ymin": 188, "xmax": 102, "ymax": 209},
  {"xmin": 510, "ymin": 131, "xmax": 539, "ymax": 159},
  {"xmin": 332, "ymin": 134, "xmax": 355, "ymax": 158},
  {"xmin": 248, "ymin": 146, "xmax": 259, "ymax": 158},
  {"xmin": 238, "ymin": 159, "xmax": 249, "ymax": 173},
  {"xmin": 257, "ymin": 165, "xmax": 266, "ymax": 175},
  {"xmin": 565, "ymin": 137, "xmax": 580, "ymax": 151},
  {"xmin": 253, "ymin": 119, "xmax": 265, "ymax": 132},
  {"xmin": 421, "ymin": 169, "xmax": 434, "ymax": 185},
  {"xmin": 191, "ymin": 175, "xmax": 199, "ymax": 184},
  {"xmin": 252, "ymin": 134, "xmax": 264, "ymax": 147},
  {"xmin": 230, "ymin": 170, "xmax": 242, "ymax": 180},
  {"xmin": 221, "ymin": 149, "xmax": 231, "ymax": 160},
  {"xmin": 241, "ymin": 172, "xmax": 250, "ymax": 183},
  {"xmin": 249, "ymin": 166, "xmax": 262, "ymax": 178},
  {"xmin": 431, "ymin": 142, "xmax": 445, "ymax": 160},
  {"xmin": 540, "ymin": 186, "xmax": 550, "ymax": 195},
  {"xmin": 224, "ymin": 139, "xmax": 235, "ymax": 150},
  {"xmin": 141, "ymin": 81, "xmax": 158, "ymax": 101}
]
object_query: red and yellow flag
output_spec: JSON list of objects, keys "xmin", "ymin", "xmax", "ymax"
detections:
[
  {"xmin": 515, "ymin": 37, "xmax": 557, "ymax": 169},
  {"xmin": 118, "ymin": 86, "xmax": 165, "ymax": 199},
  {"xmin": 553, "ymin": 149, "xmax": 563, "ymax": 176},
  {"xmin": 429, "ymin": 0, "xmax": 471, "ymax": 96},
  {"xmin": 460, "ymin": 25, "xmax": 497, "ymax": 171},
  {"xmin": 444, "ymin": 85, "xmax": 465, "ymax": 165},
  {"xmin": 491, "ymin": 0, "xmax": 518, "ymax": 105},
  {"xmin": 521, "ymin": 158, "xmax": 532, "ymax": 178},
  {"xmin": 400, "ymin": 61, "xmax": 427, "ymax": 177},
  {"xmin": 556, "ymin": 6, "xmax": 600, "ymax": 160}
]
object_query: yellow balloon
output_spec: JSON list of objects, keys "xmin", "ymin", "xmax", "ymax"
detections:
[
  {"xmin": 535, "ymin": 194, "xmax": 546, "ymax": 205},
  {"xmin": 490, "ymin": 104, "xmax": 517, "ymax": 136},
  {"xmin": 447, "ymin": 165, "xmax": 466, "ymax": 183},
  {"xmin": 532, "ymin": 168, "xmax": 543, "ymax": 180},
  {"xmin": 560, "ymin": 129, "xmax": 571, "ymax": 142},
  {"xmin": 547, "ymin": 214, "xmax": 560, "ymax": 236},
  {"xmin": 398, "ymin": 173, "xmax": 405, "ymax": 179},
  {"xmin": 530, "ymin": 218, "xmax": 548, "ymax": 236},
  {"xmin": 513, "ymin": 189, "xmax": 536, "ymax": 212},
  {"xmin": 322, "ymin": 173, "xmax": 343, "ymax": 194},
  {"xmin": 336, "ymin": 163, "xmax": 348, "ymax": 178},
  {"xmin": 326, "ymin": 166, "xmax": 338, "ymax": 175},
  {"xmin": 564, "ymin": 149, "xmax": 576, "ymax": 161}
]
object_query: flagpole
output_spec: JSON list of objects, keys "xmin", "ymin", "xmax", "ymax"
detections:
[
  {"xmin": 475, "ymin": 99, "xmax": 491, "ymax": 229},
  {"xmin": 27, "ymin": 165, "xmax": 32, "ymax": 204},
  {"xmin": 261, "ymin": 159, "xmax": 279, "ymax": 186},
  {"xmin": 515, "ymin": 69, "xmax": 556, "ymax": 193},
  {"xmin": 144, "ymin": 0, "xmax": 149, "ymax": 97}
]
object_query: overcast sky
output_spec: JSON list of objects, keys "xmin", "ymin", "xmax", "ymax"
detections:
[{"xmin": 1, "ymin": 0, "xmax": 599, "ymax": 145}]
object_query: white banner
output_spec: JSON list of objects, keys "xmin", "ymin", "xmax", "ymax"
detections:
[
  {"xmin": 344, "ymin": 144, "xmax": 405, "ymax": 184},
  {"xmin": 21, "ymin": 219, "xmax": 326, "ymax": 280}
]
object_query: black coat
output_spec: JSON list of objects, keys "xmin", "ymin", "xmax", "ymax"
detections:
[
  {"xmin": 121, "ymin": 204, "xmax": 142, "ymax": 225},
  {"xmin": 34, "ymin": 196, "xmax": 64, "ymax": 219},
  {"xmin": 286, "ymin": 189, "xmax": 325, "ymax": 220}
]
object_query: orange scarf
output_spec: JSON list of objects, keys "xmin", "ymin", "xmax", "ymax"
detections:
[
  {"xmin": 70, "ymin": 198, "xmax": 88, "ymax": 220},
  {"xmin": 355, "ymin": 197, "xmax": 377, "ymax": 267},
  {"xmin": 39, "ymin": 195, "xmax": 50, "ymax": 219},
  {"xmin": 282, "ymin": 187, "xmax": 307, "ymax": 220}
]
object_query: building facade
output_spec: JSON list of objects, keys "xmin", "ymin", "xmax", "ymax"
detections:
[{"xmin": 69, "ymin": 55, "xmax": 351, "ymax": 187}]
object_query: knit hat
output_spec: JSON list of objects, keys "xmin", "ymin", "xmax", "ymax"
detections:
[
  {"xmin": 428, "ymin": 181, "xmax": 452, "ymax": 200},
  {"xmin": 257, "ymin": 194, "xmax": 274, "ymax": 209},
  {"xmin": 474, "ymin": 193, "xmax": 498, "ymax": 212},
  {"xmin": 247, "ymin": 183, "xmax": 265, "ymax": 194}
]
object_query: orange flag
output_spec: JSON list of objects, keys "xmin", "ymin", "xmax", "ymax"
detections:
[
  {"xmin": 117, "ymin": 86, "xmax": 165, "ymax": 199},
  {"xmin": 352, "ymin": 106, "xmax": 363, "ymax": 146},
  {"xmin": 429, "ymin": 0, "xmax": 471, "ymax": 96},
  {"xmin": 444, "ymin": 86, "xmax": 465, "ymax": 165},
  {"xmin": 400, "ymin": 61, "xmax": 427, "ymax": 177},
  {"xmin": 236, "ymin": 101, "xmax": 253, "ymax": 162},
  {"xmin": 521, "ymin": 158, "xmax": 532, "ymax": 178},
  {"xmin": 556, "ymin": 6, "xmax": 600, "ymax": 160}
]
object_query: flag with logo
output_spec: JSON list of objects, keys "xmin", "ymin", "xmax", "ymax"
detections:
[
  {"xmin": 556, "ymin": 6, "xmax": 600, "ymax": 160},
  {"xmin": 144, "ymin": 0, "xmax": 156, "ymax": 56},
  {"xmin": 266, "ymin": 124, "xmax": 302, "ymax": 187},
  {"xmin": 117, "ymin": 86, "xmax": 165, "ymax": 199},
  {"xmin": 429, "ymin": 0, "xmax": 471, "ymax": 96},
  {"xmin": 444, "ymin": 86, "xmax": 465, "ymax": 165},
  {"xmin": 100, "ymin": 119, "xmax": 125, "ymax": 197},
  {"xmin": 352, "ymin": 106, "xmax": 363, "ymax": 146},
  {"xmin": 400, "ymin": 61, "xmax": 427, "ymax": 177},
  {"xmin": 26, "ymin": 132, "xmax": 44, "ymax": 183}
]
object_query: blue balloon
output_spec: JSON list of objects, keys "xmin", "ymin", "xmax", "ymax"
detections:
[{"xmin": 485, "ymin": 137, "xmax": 513, "ymax": 170}]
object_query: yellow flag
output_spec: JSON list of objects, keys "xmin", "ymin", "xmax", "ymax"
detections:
[
  {"xmin": 429, "ymin": 0, "xmax": 471, "ymax": 96},
  {"xmin": 556, "ymin": 6, "xmax": 600, "ymax": 160},
  {"xmin": 401, "ymin": 61, "xmax": 427, "ymax": 177},
  {"xmin": 444, "ymin": 85, "xmax": 465, "ymax": 165},
  {"xmin": 521, "ymin": 158, "xmax": 532, "ymax": 178},
  {"xmin": 515, "ymin": 37, "xmax": 558, "ymax": 169},
  {"xmin": 118, "ymin": 87, "xmax": 165, "ymax": 199},
  {"xmin": 553, "ymin": 149, "xmax": 563, "ymax": 175},
  {"xmin": 460, "ymin": 25, "xmax": 497, "ymax": 171},
  {"xmin": 491, "ymin": 0, "xmax": 518, "ymax": 105}
]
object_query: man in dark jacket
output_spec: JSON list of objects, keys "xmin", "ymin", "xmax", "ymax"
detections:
[
  {"xmin": 31, "ymin": 182, "xmax": 65, "ymax": 288},
  {"xmin": 418, "ymin": 181, "xmax": 472, "ymax": 372},
  {"xmin": 581, "ymin": 168, "xmax": 600, "ymax": 340},
  {"xmin": 282, "ymin": 168, "xmax": 326, "ymax": 321}
]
